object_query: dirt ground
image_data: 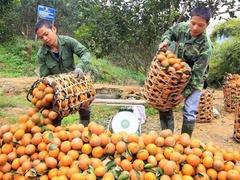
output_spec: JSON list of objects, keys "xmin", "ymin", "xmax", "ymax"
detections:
[{"xmin": 0, "ymin": 77, "xmax": 239, "ymax": 150}]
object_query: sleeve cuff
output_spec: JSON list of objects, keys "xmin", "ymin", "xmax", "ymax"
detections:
[{"xmin": 183, "ymin": 85, "xmax": 193, "ymax": 98}]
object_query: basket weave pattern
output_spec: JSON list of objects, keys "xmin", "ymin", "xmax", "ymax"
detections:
[
  {"xmin": 196, "ymin": 89, "xmax": 213, "ymax": 123},
  {"xmin": 28, "ymin": 73, "xmax": 96, "ymax": 119},
  {"xmin": 223, "ymin": 74, "xmax": 240, "ymax": 113},
  {"xmin": 235, "ymin": 101, "xmax": 240, "ymax": 142},
  {"xmin": 143, "ymin": 51, "xmax": 191, "ymax": 111}
]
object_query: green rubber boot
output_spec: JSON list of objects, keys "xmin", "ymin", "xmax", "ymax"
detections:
[
  {"xmin": 79, "ymin": 108, "xmax": 90, "ymax": 127},
  {"xmin": 181, "ymin": 119, "xmax": 195, "ymax": 136},
  {"xmin": 159, "ymin": 110, "xmax": 174, "ymax": 132}
]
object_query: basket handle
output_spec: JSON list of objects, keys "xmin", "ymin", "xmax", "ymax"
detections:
[{"xmin": 26, "ymin": 79, "xmax": 41, "ymax": 102}]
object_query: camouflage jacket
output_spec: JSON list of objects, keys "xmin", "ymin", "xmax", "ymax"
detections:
[
  {"xmin": 37, "ymin": 35, "xmax": 91, "ymax": 77},
  {"xmin": 161, "ymin": 22, "xmax": 212, "ymax": 97}
]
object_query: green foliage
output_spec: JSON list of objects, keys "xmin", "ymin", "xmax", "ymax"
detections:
[
  {"xmin": 208, "ymin": 37, "xmax": 240, "ymax": 86},
  {"xmin": 210, "ymin": 18, "xmax": 240, "ymax": 41},
  {"xmin": 208, "ymin": 18, "xmax": 240, "ymax": 87},
  {"xmin": 74, "ymin": 0, "xmax": 181, "ymax": 73},
  {"xmin": 0, "ymin": 38, "xmax": 40, "ymax": 77},
  {"xmin": 0, "ymin": 0, "xmax": 16, "ymax": 42}
]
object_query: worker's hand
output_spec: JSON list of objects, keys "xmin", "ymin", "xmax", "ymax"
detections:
[
  {"xmin": 158, "ymin": 41, "xmax": 168, "ymax": 52},
  {"xmin": 74, "ymin": 68, "xmax": 84, "ymax": 78}
]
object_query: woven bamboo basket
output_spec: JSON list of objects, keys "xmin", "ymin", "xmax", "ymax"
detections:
[
  {"xmin": 223, "ymin": 73, "xmax": 240, "ymax": 113},
  {"xmin": 196, "ymin": 89, "xmax": 214, "ymax": 123},
  {"xmin": 234, "ymin": 101, "xmax": 240, "ymax": 142},
  {"xmin": 143, "ymin": 51, "xmax": 191, "ymax": 111},
  {"xmin": 27, "ymin": 73, "xmax": 96, "ymax": 122}
]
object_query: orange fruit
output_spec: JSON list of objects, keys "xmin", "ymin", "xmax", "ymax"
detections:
[
  {"xmin": 186, "ymin": 154, "xmax": 201, "ymax": 167},
  {"xmin": 14, "ymin": 129, "xmax": 25, "ymax": 140},
  {"xmin": 206, "ymin": 168, "xmax": 218, "ymax": 180},
  {"xmin": 213, "ymin": 159, "xmax": 224, "ymax": 171},
  {"xmin": 217, "ymin": 171, "xmax": 227, "ymax": 180},
  {"xmin": 227, "ymin": 169, "xmax": 240, "ymax": 180},
  {"xmin": 90, "ymin": 158, "xmax": 102, "ymax": 169},
  {"xmin": 142, "ymin": 134, "xmax": 155, "ymax": 145},
  {"xmin": 99, "ymin": 133, "xmax": 110, "ymax": 146},
  {"xmin": 60, "ymin": 155, "xmax": 73, "ymax": 167},
  {"xmin": 11, "ymin": 158, "xmax": 21, "ymax": 170},
  {"xmin": 136, "ymin": 149, "xmax": 149, "ymax": 160},
  {"xmin": 48, "ymin": 168, "xmax": 59, "ymax": 179},
  {"xmin": 81, "ymin": 143, "xmax": 92, "ymax": 155},
  {"xmin": 146, "ymin": 143, "xmax": 158, "ymax": 155},
  {"xmin": 92, "ymin": 146, "xmax": 104, "ymax": 158},
  {"xmin": 169, "ymin": 151, "xmax": 182, "ymax": 163},
  {"xmin": 60, "ymin": 141, "xmax": 71, "ymax": 153},
  {"xmin": 89, "ymin": 134, "xmax": 101, "ymax": 147},
  {"xmin": 127, "ymin": 134, "xmax": 139, "ymax": 143},
  {"xmin": 78, "ymin": 157, "xmax": 90, "ymax": 170},
  {"xmin": 104, "ymin": 143, "xmax": 115, "ymax": 155},
  {"xmin": 155, "ymin": 136, "xmax": 165, "ymax": 147},
  {"xmin": 144, "ymin": 172, "xmax": 156, "ymax": 180},
  {"xmin": 224, "ymin": 161, "xmax": 234, "ymax": 171},
  {"xmin": 120, "ymin": 159, "xmax": 132, "ymax": 171},
  {"xmin": 1, "ymin": 143, "xmax": 13, "ymax": 154},
  {"xmin": 182, "ymin": 164, "xmax": 195, "ymax": 176},
  {"xmin": 25, "ymin": 144, "xmax": 36, "ymax": 155},
  {"xmin": 111, "ymin": 133, "xmax": 122, "ymax": 144},
  {"xmin": 163, "ymin": 160, "xmax": 177, "ymax": 176},
  {"xmin": 132, "ymin": 159, "xmax": 144, "ymax": 171},
  {"xmin": 116, "ymin": 141, "xmax": 127, "ymax": 154},
  {"xmin": 127, "ymin": 142, "xmax": 140, "ymax": 155},
  {"xmin": 45, "ymin": 157, "xmax": 57, "ymax": 168},
  {"xmin": 18, "ymin": 114, "xmax": 29, "ymax": 124},
  {"xmin": 178, "ymin": 133, "xmax": 191, "ymax": 147},
  {"xmin": 94, "ymin": 165, "xmax": 106, "ymax": 177},
  {"xmin": 0, "ymin": 154, "xmax": 8, "ymax": 165},
  {"xmin": 164, "ymin": 136, "xmax": 176, "ymax": 147}
]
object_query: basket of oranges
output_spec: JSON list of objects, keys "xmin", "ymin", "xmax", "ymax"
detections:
[
  {"xmin": 196, "ymin": 89, "xmax": 214, "ymax": 123},
  {"xmin": 27, "ymin": 72, "xmax": 96, "ymax": 123},
  {"xmin": 234, "ymin": 99, "xmax": 240, "ymax": 142},
  {"xmin": 223, "ymin": 73, "xmax": 240, "ymax": 113},
  {"xmin": 143, "ymin": 50, "xmax": 191, "ymax": 111}
]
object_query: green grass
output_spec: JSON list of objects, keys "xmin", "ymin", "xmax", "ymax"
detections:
[
  {"xmin": 92, "ymin": 58, "xmax": 145, "ymax": 85},
  {"xmin": 0, "ymin": 90, "xmax": 32, "ymax": 123},
  {"xmin": 0, "ymin": 38, "xmax": 39, "ymax": 77},
  {"xmin": 0, "ymin": 91, "xmax": 31, "ymax": 108},
  {"xmin": 61, "ymin": 105, "xmax": 120, "ymax": 128}
]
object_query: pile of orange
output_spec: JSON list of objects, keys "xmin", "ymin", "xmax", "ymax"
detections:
[{"xmin": 0, "ymin": 118, "xmax": 240, "ymax": 179}]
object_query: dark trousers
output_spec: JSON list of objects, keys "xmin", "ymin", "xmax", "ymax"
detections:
[{"xmin": 52, "ymin": 108, "xmax": 91, "ymax": 127}]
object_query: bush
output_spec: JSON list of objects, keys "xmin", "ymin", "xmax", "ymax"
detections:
[
  {"xmin": 210, "ymin": 18, "xmax": 240, "ymax": 42},
  {"xmin": 208, "ymin": 37, "xmax": 240, "ymax": 86}
]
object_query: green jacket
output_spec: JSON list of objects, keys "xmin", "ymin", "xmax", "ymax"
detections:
[
  {"xmin": 161, "ymin": 22, "xmax": 212, "ymax": 97},
  {"xmin": 37, "ymin": 35, "xmax": 91, "ymax": 77}
]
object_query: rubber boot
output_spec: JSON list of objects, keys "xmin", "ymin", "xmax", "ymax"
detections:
[
  {"xmin": 181, "ymin": 119, "xmax": 195, "ymax": 136},
  {"xmin": 79, "ymin": 108, "xmax": 91, "ymax": 127},
  {"xmin": 159, "ymin": 110, "xmax": 174, "ymax": 132}
]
